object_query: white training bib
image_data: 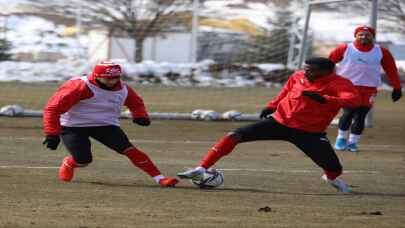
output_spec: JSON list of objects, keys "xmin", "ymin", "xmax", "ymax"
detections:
[
  {"xmin": 336, "ymin": 43, "xmax": 382, "ymax": 87},
  {"xmin": 60, "ymin": 76, "xmax": 128, "ymax": 127}
]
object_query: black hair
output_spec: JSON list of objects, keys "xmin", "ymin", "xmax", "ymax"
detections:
[{"xmin": 304, "ymin": 57, "xmax": 335, "ymax": 72}]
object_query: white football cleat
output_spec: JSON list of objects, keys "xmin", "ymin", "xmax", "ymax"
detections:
[
  {"xmin": 177, "ymin": 168, "xmax": 205, "ymax": 181},
  {"xmin": 321, "ymin": 174, "xmax": 352, "ymax": 193}
]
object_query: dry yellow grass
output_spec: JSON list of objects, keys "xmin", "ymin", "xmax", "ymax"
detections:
[{"xmin": 0, "ymin": 82, "xmax": 404, "ymax": 228}]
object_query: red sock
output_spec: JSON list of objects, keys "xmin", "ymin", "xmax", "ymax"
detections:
[
  {"xmin": 123, "ymin": 147, "xmax": 161, "ymax": 177},
  {"xmin": 200, "ymin": 135, "xmax": 238, "ymax": 169},
  {"xmin": 324, "ymin": 170, "xmax": 342, "ymax": 180}
]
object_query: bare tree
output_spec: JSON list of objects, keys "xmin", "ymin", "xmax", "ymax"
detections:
[
  {"xmin": 377, "ymin": 0, "xmax": 405, "ymax": 34},
  {"xmin": 27, "ymin": 0, "xmax": 193, "ymax": 62},
  {"xmin": 320, "ymin": 0, "xmax": 405, "ymax": 35}
]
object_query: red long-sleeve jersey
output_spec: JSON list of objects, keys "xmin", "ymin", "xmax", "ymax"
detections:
[
  {"xmin": 329, "ymin": 42, "xmax": 401, "ymax": 89},
  {"xmin": 43, "ymin": 75, "xmax": 149, "ymax": 135},
  {"xmin": 267, "ymin": 71, "xmax": 360, "ymax": 133}
]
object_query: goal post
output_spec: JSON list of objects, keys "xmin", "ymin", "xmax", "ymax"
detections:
[
  {"xmin": 298, "ymin": 0, "xmax": 378, "ymax": 128},
  {"xmin": 1, "ymin": 0, "xmax": 300, "ymax": 122},
  {"xmin": 0, "ymin": 0, "xmax": 383, "ymax": 124}
]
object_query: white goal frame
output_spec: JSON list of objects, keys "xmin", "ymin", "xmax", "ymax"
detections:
[{"xmin": 298, "ymin": 0, "xmax": 378, "ymax": 128}]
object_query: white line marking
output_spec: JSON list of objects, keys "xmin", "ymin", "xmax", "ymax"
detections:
[
  {"xmin": 0, "ymin": 165, "xmax": 59, "ymax": 169},
  {"xmin": 0, "ymin": 165, "xmax": 380, "ymax": 174},
  {"xmin": 0, "ymin": 136, "xmax": 211, "ymax": 144}
]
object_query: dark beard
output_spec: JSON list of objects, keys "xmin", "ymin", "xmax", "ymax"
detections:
[{"xmin": 95, "ymin": 79, "xmax": 117, "ymax": 90}]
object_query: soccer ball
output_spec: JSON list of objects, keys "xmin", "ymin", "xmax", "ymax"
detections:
[
  {"xmin": 191, "ymin": 109, "xmax": 205, "ymax": 119},
  {"xmin": 200, "ymin": 110, "xmax": 220, "ymax": 121},
  {"xmin": 221, "ymin": 110, "xmax": 242, "ymax": 120},
  {"xmin": 191, "ymin": 168, "xmax": 224, "ymax": 188},
  {"xmin": 191, "ymin": 109, "xmax": 220, "ymax": 121}
]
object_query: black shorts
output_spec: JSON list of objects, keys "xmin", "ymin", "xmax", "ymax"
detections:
[
  {"xmin": 234, "ymin": 117, "xmax": 342, "ymax": 172},
  {"xmin": 60, "ymin": 125, "xmax": 133, "ymax": 164}
]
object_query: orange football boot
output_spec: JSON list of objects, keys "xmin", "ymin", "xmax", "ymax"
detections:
[
  {"xmin": 159, "ymin": 177, "xmax": 179, "ymax": 187},
  {"xmin": 59, "ymin": 157, "xmax": 75, "ymax": 182}
]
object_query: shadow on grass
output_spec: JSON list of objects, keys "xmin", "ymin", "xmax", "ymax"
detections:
[
  {"xmin": 74, "ymin": 180, "xmax": 405, "ymax": 197},
  {"xmin": 351, "ymin": 191, "xmax": 405, "ymax": 198}
]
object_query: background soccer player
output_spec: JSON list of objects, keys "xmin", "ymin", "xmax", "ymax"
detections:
[
  {"xmin": 177, "ymin": 57, "xmax": 360, "ymax": 193},
  {"xmin": 42, "ymin": 60, "xmax": 178, "ymax": 187},
  {"xmin": 330, "ymin": 25, "xmax": 402, "ymax": 152}
]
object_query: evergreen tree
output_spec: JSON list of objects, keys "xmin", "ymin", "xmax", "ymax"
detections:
[
  {"xmin": 232, "ymin": 7, "xmax": 295, "ymax": 64},
  {"xmin": 0, "ymin": 38, "xmax": 12, "ymax": 61}
]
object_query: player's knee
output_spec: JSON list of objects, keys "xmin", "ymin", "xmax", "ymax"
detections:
[
  {"xmin": 340, "ymin": 112, "xmax": 353, "ymax": 123},
  {"xmin": 75, "ymin": 157, "xmax": 92, "ymax": 166},
  {"xmin": 226, "ymin": 131, "xmax": 242, "ymax": 142},
  {"xmin": 76, "ymin": 162, "xmax": 90, "ymax": 167},
  {"xmin": 121, "ymin": 147, "xmax": 138, "ymax": 156},
  {"xmin": 353, "ymin": 114, "xmax": 365, "ymax": 122}
]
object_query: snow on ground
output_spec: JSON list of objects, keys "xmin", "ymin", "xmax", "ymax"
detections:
[
  {"xmin": 202, "ymin": 1, "xmax": 275, "ymax": 31},
  {"xmin": 0, "ymin": 59, "xmax": 285, "ymax": 88},
  {"xmin": 0, "ymin": 2, "xmax": 404, "ymax": 87},
  {"xmin": 4, "ymin": 15, "xmax": 88, "ymax": 58},
  {"xmin": 396, "ymin": 61, "xmax": 405, "ymax": 71}
]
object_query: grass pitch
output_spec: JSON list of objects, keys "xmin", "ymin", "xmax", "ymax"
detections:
[{"xmin": 0, "ymin": 82, "xmax": 404, "ymax": 228}]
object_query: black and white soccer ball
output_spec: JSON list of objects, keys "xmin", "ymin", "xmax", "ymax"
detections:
[{"xmin": 191, "ymin": 168, "xmax": 224, "ymax": 188}]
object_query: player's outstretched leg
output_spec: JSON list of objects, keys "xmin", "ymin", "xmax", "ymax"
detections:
[
  {"xmin": 177, "ymin": 135, "xmax": 238, "ymax": 180},
  {"xmin": 123, "ymin": 147, "xmax": 178, "ymax": 187}
]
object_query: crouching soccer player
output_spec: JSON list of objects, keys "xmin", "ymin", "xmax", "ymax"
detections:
[
  {"xmin": 42, "ymin": 61, "xmax": 178, "ymax": 187},
  {"xmin": 178, "ymin": 57, "xmax": 360, "ymax": 193}
]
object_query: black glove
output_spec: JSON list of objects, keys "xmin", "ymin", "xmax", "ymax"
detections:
[
  {"xmin": 133, "ymin": 117, "xmax": 151, "ymax": 126},
  {"xmin": 259, "ymin": 107, "xmax": 275, "ymax": 119},
  {"xmin": 42, "ymin": 135, "xmax": 60, "ymax": 150},
  {"xmin": 392, "ymin": 89, "xmax": 402, "ymax": 102},
  {"xmin": 302, "ymin": 91, "xmax": 326, "ymax": 104}
]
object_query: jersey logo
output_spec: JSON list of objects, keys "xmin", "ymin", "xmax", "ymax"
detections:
[
  {"xmin": 107, "ymin": 98, "xmax": 121, "ymax": 104},
  {"xmin": 357, "ymin": 58, "xmax": 368, "ymax": 64}
]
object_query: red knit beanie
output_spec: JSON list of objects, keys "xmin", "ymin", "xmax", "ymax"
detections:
[
  {"xmin": 354, "ymin": 25, "xmax": 375, "ymax": 37},
  {"xmin": 92, "ymin": 61, "xmax": 122, "ymax": 78}
]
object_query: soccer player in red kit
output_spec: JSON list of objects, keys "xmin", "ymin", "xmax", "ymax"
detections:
[
  {"xmin": 177, "ymin": 57, "xmax": 360, "ymax": 193},
  {"xmin": 42, "ymin": 61, "xmax": 178, "ymax": 187},
  {"xmin": 330, "ymin": 25, "xmax": 402, "ymax": 152}
]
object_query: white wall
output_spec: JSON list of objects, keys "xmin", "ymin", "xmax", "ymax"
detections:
[
  {"xmin": 88, "ymin": 30, "xmax": 109, "ymax": 64},
  {"xmin": 388, "ymin": 44, "xmax": 405, "ymax": 60},
  {"xmin": 110, "ymin": 37, "xmax": 135, "ymax": 61},
  {"xmin": 88, "ymin": 30, "xmax": 192, "ymax": 64},
  {"xmin": 143, "ymin": 33, "xmax": 192, "ymax": 63}
]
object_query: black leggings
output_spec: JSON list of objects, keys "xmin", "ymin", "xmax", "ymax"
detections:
[
  {"xmin": 60, "ymin": 126, "xmax": 133, "ymax": 164},
  {"xmin": 231, "ymin": 117, "xmax": 342, "ymax": 173},
  {"xmin": 338, "ymin": 107, "xmax": 371, "ymax": 135}
]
